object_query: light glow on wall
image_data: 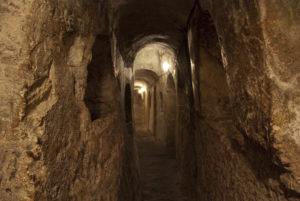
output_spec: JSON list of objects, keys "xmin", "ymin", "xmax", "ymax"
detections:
[
  {"xmin": 138, "ymin": 87, "xmax": 146, "ymax": 94},
  {"xmin": 163, "ymin": 61, "xmax": 170, "ymax": 72}
]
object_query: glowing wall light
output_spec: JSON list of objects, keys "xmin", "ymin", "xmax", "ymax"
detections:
[
  {"xmin": 162, "ymin": 61, "xmax": 170, "ymax": 72},
  {"xmin": 138, "ymin": 87, "xmax": 146, "ymax": 94}
]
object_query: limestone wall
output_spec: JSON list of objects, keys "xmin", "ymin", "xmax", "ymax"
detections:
[
  {"xmin": 0, "ymin": 1, "xmax": 140, "ymax": 201},
  {"xmin": 183, "ymin": 1, "xmax": 300, "ymax": 200}
]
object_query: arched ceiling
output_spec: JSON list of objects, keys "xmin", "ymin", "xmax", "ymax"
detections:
[
  {"xmin": 133, "ymin": 43, "xmax": 176, "ymax": 76},
  {"xmin": 112, "ymin": 0, "xmax": 195, "ymax": 64},
  {"xmin": 135, "ymin": 69, "xmax": 159, "ymax": 86}
]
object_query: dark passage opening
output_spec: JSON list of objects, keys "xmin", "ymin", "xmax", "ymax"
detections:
[
  {"xmin": 84, "ymin": 35, "xmax": 118, "ymax": 121},
  {"xmin": 125, "ymin": 84, "xmax": 133, "ymax": 124},
  {"xmin": 132, "ymin": 43, "xmax": 189, "ymax": 201},
  {"xmin": 165, "ymin": 74, "xmax": 176, "ymax": 151}
]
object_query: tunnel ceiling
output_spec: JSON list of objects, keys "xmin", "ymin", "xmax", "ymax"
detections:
[
  {"xmin": 113, "ymin": 0, "xmax": 195, "ymax": 64},
  {"xmin": 135, "ymin": 69, "xmax": 159, "ymax": 86}
]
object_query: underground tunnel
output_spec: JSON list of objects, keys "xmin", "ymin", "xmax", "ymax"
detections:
[{"xmin": 0, "ymin": 0, "xmax": 300, "ymax": 201}]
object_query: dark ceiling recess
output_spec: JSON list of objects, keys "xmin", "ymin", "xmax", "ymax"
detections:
[{"xmin": 115, "ymin": 0, "xmax": 195, "ymax": 64}]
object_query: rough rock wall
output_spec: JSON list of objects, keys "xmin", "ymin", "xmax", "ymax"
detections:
[
  {"xmin": 188, "ymin": 5, "xmax": 274, "ymax": 200},
  {"xmin": 175, "ymin": 41, "xmax": 197, "ymax": 200},
  {"xmin": 154, "ymin": 75, "xmax": 170, "ymax": 146},
  {"xmin": 0, "ymin": 1, "xmax": 37, "ymax": 200},
  {"xmin": 0, "ymin": 1, "xmax": 140, "ymax": 201},
  {"xmin": 258, "ymin": 1, "xmax": 300, "ymax": 196},
  {"xmin": 148, "ymin": 86, "xmax": 156, "ymax": 134},
  {"xmin": 186, "ymin": 0, "xmax": 300, "ymax": 200}
]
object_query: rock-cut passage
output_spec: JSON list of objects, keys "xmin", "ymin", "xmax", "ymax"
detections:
[{"xmin": 1, "ymin": 1, "xmax": 300, "ymax": 201}]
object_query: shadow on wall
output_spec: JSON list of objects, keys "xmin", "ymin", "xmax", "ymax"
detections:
[
  {"xmin": 165, "ymin": 74, "xmax": 176, "ymax": 151},
  {"xmin": 125, "ymin": 84, "xmax": 133, "ymax": 128},
  {"xmin": 133, "ymin": 87, "xmax": 146, "ymax": 128},
  {"xmin": 119, "ymin": 83, "xmax": 142, "ymax": 201}
]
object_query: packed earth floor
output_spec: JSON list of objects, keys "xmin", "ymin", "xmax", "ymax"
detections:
[{"xmin": 136, "ymin": 129, "xmax": 190, "ymax": 201}]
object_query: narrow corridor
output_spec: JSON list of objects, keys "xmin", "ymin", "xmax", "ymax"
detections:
[
  {"xmin": 136, "ymin": 129, "xmax": 189, "ymax": 201},
  {"xmin": 1, "ymin": 1, "xmax": 299, "ymax": 201}
]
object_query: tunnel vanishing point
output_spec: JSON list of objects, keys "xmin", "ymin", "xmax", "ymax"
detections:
[{"xmin": 0, "ymin": 0, "xmax": 300, "ymax": 201}]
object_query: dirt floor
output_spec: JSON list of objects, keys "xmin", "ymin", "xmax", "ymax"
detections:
[{"xmin": 135, "ymin": 129, "xmax": 190, "ymax": 201}]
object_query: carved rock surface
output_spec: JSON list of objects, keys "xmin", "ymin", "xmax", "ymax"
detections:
[{"xmin": 0, "ymin": 0, "xmax": 299, "ymax": 201}]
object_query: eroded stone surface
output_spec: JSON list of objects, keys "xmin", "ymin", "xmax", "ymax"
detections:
[
  {"xmin": 0, "ymin": 1, "xmax": 139, "ymax": 201},
  {"xmin": 184, "ymin": 0, "xmax": 300, "ymax": 200},
  {"xmin": 1, "ymin": 0, "xmax": 299, "ymax": 201}
]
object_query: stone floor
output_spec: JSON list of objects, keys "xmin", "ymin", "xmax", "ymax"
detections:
[{"xmin": 135, "ymin": 129, "xmax": 189, "ymax": 201}]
